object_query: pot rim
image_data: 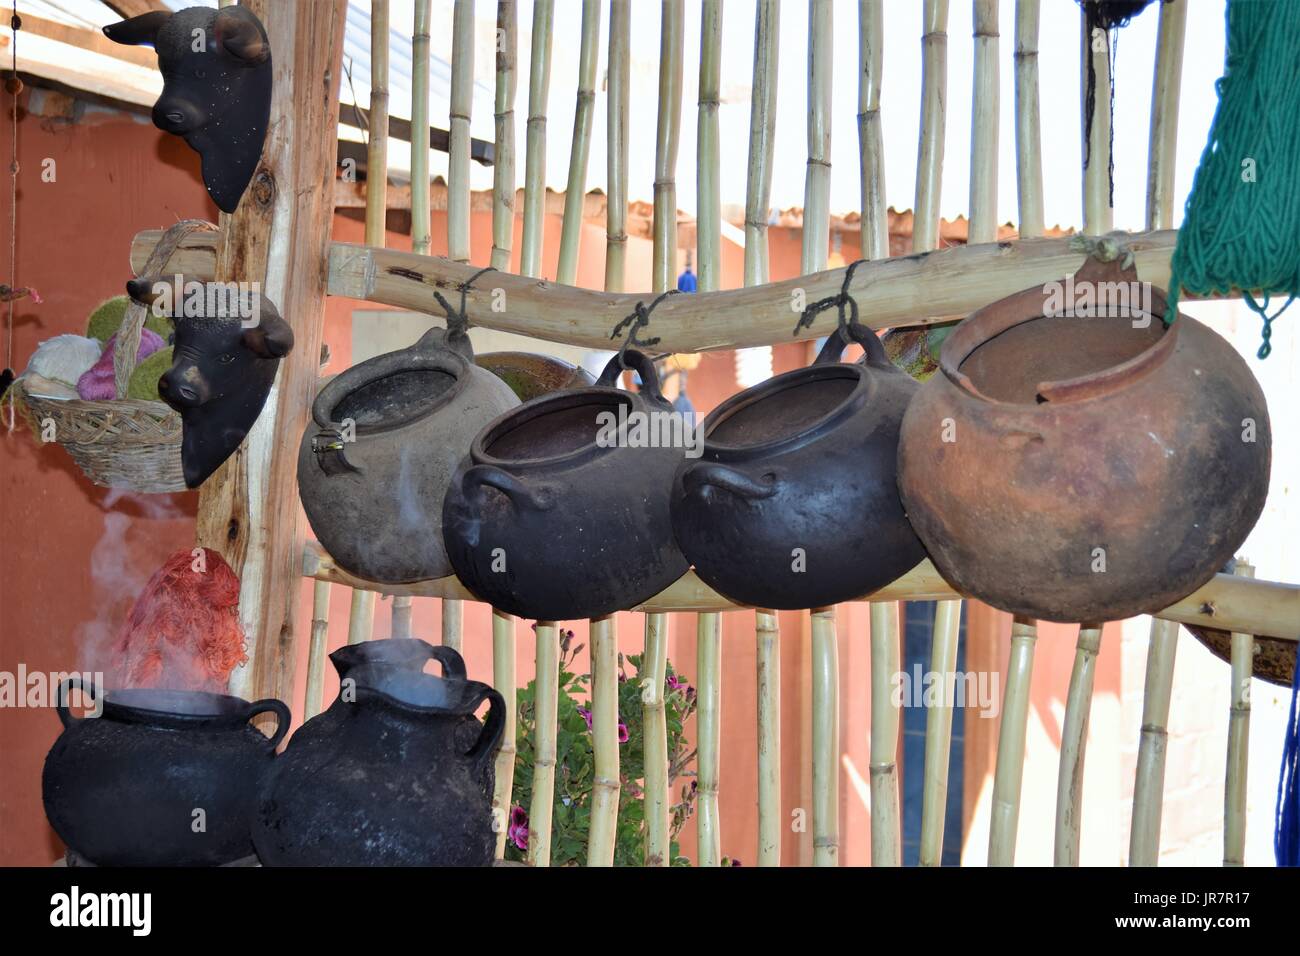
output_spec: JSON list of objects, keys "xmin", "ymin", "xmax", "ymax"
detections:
[
  {"xmin": 312, "ymin": 341, "xmax": 473, "ymax": 438},
  {"xmin": 939, "ymin": 278, "xmax": 1180, "ymax": 406},
  {"xmin": 100, "ymin": 688, "xmax": 256, "ymax": 725},
  {"xmin": 353, "ymin": 675, "xmax": 494, "ymax": 718},
  {"xmin": 471, "ymin": 386, "xmax": 645, "ymax": 470},
  {"xmin": 701, "ymin": 362, "xmax": 873, "ymax": 461}
]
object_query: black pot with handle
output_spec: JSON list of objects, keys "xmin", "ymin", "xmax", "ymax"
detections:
[
  {"xmin": 253, "ymin": 639, "xmax": 505, "ymax": 867},
  {"xmin": 442, "ymin": 350, "xmax": 690, "ymax": 621},
  {"xmin": 42, "ymin": 680, "xmax": 288, "ymax": 866},
  {"xmin": 670, "ymin": 321, "xmax": 925, "ymax": 609}
]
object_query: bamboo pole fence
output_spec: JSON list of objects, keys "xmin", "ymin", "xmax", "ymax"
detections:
[
  {"xmin": 744, "ymin": 0, "xmax": 779, "ymax": 286},
  {"xmin": 810, "ymin": 606, "xmax": 840, "ymax": 866},
  {"xmin": 410, "ymin": 0, "xmax": 432, "ymax": 255},
  {"xmin": 1224, "ymin": 560, "xmax": 1255, "ymax": 866},
  {"xmin": 653, "ymin": 0, "xmax": 685, "ymax": 293},
  {"xmin": 587, "ymin": 614, "xmax": 620, "ymax": 866},
  {"xmin": 857, "ymin": 0, "xmax": 887, "ymax": 260},
  {"xmin": 755, "ymin": 608, "xmax": 781, "ymax": 866},
  {"xmin": 390, "ymin": 595, "xmax": 413, "ymax": 639},
  {"xmin": 447, "ymin": 0, "xmax": 475, "ymax": 264},
  {"xmin": 1145, "ymin": 0, "xmax": 1187, "ymax": 231},
  {"xmin": 1054, "ymin": 624, "xmax": 1104, "ymax": 866},
  {"xmin": 441, "ymin": 598, "xmax": 463, "ymax": 651},
  {"xmin": 696, "ymin": 611, "xmax": 723, "ymax": 866},
  {"xmin": 1013, "ymin": 0, "xmax": 1044, "ymax": 238},
  {"xmin": 913, "ymin": 0, "xmax": 948, "ymax": 253},
  {"xmin": 492, "ymin": 609, "xmax": 518, "ymax": 860},
  {"xmin": 491, "ymin": 0, "xmax": 517, "ymax": 270},
  {"xmin": 365, "ymin": 0, "xmax": 390, "ymax": 248},
  {"xmin": 605, "ymin": 0, "xmax": 631, "ymax": 291},
  {"xmin": 1081, "ymin": 6, "xmax": 1113, "ymax": 236},
  {"xmin": 346, "ymin": 588, "xmax": 376, "ymax": 646},
  {"xmin": 527, "ymin": 622, "xmax": 559, "ymax": 866},
  {"xmin": 1129, "ymin": 617, "xmax": 1179, "ymax": 866},
  {"xmin": 918, "ymin": 599, "xmax": 961, "ymax": 866},
  {"xmin": 868, "ymin": 600, "xmax": 902, "ymax": 866},
  {"xmin": 556, "ymin": 0, "xmax": 601, "ymax": 286},
  {"xmin": 802, "ymin": 0, "xmax": 833, "ymax": 274},
  {"xmin": 987, "ymin": 616, "xmax": 1037, "ymax": 865},
  {"xmin": 642, "ymin": 612, "xmax": 672, "ymax": 866},
  {"xmin": 304, "ymin": 580, "xmax": 332, "ymax": 720},
  {"xmin": 520, "ymin": 0, "xmax": 553, "ymax": 277},
  {"xmin": 968, "ymin": 0, "xmax": 999, "ymax": 245}
]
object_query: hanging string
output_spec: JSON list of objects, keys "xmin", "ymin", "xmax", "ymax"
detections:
[
  {"xmin": 2, "ymin": 2, "xmax": 20, "ymax": 424},
  {"xmin": 1165, "ymin": 0, "xmax": 1300, "ymax": 359},
  {"xmin": 608, "ymin": 288, "xmax": 677, "ymax": 369},
  {"xmin": 432, "ymin": 264, "xmax": 496, "ymax": 337},
  {"xmin": 792, "ymin": 258, "xmax": 868, "ymax": 337}
]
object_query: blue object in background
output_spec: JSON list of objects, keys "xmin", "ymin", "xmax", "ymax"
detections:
[{"xmin": 677, "ymin": 266, "xmax": 697, "ymax": 293}]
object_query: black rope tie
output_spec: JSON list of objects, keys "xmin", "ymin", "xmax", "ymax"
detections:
[
  {"xmin": 793, "ymin": 258, "xmax": 868, "ymax": 337},
  {"xmin": 609, "ymin": 288, "xmax": 678, "ymax": 368},
  {"xmin": 433, "ymin": 264, "xmax": 497, "ymax": 337}
]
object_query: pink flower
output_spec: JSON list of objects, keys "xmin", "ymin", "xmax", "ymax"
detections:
[
  {"xmin": 617, "ymin": 722, "xmax": 629, "ymax": 744},
  {"xmin": 576, "ymin": 706, "xmax": 593, "ymax": 730},
  {"xmin": 508, "ymin": 806, "xmax": 529, "ymax": 851}
]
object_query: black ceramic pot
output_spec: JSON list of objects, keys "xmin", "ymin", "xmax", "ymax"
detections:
[
  {"xmin": 42, "ymin": 680, "xmax": 288, "ymax": 867},
  {"xmin": 442, "ymin": 351, "xmax": 690, "ymax": 621},
  {"xmin": 253, "ymin": 639, "xmax": 505, "ymax": 867},
  {"xmin": 671, "ymin": 322, "xmax": 925, "ymax": 609}
]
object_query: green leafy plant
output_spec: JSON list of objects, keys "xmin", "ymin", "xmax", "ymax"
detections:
[{"xmin": 505, "ymin": 626, "xmax": 698, "ymax": 866}]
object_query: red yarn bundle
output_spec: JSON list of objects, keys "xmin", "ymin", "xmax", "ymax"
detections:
[{"xmin": 111, "ymin": 548, "xmax": 247, "ymax": 691}]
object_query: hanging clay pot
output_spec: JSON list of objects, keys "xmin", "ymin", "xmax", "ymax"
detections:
[
  {"xmin": 671, "ymin": 321, "xmax": 924, "ymax": 609},
  {"xmin": 897, "ymin": 256, "xmax": 1271, "ymax": 623},
  {"xmin": 298, "ymin": 327, "xmax": 519, "ymax": 584},
  {"xmin": 43, "ymin": 680, "xmax": 288, "ymax": 866},
  {"xmin": 104, "ymin": 7, "xmax": 272, "ymax": 213},
  {"xmin": 442, "ymin": 350, "xmax": 690, "ymax": 621},
  {"xmin": 252, "ymin": 640, "xmax": 504, "ymax": 867}
]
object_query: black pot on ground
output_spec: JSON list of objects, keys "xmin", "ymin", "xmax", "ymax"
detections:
[
  {"xmin": 670, "ymin": 321, "xmax": 925, "ymax": 609},
  {"xmin": 42, "ymin": 680, "xmax": 288, "ymax": 866},
  {"xmin": 253, "ymin": 639, "xmax": 505, "ymax": 867},
  {"xmin": 442, "ymin": 350, "xmax": 690, "ymax": 621}
]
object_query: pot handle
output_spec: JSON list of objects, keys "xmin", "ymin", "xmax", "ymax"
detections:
[
  {"xmin": 311, "ymin": 429, "xmax": 363, "ymax": 476},
  {"xmin": 55, "ymin": 676, "xmax": 99, "ymax": 728},
  {"xmin": 461, "ymin": 464, "xmax": 554, "ymax": 512},
  {"xmin": 681, "ymin": 462, "xmax": 778, "ymax": 500},
  {"xmin": 246, "ymin": 698, "xmax": 292, "ymax": 750},
  {"xmin": 811, "ymin": 303, "xmax": 890, "ymax": 369},
  {"xmin": 465, "ymin": 685, "xmax": 508, "ymax": 777},
  {"xmin": 596, "ymin": 350, "xmax": 670, "ymax": 409},
  {"xmin": 427, "ymin": 644, "xmax": 469, "ymax": 681}
]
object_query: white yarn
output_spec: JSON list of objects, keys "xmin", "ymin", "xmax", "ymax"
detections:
[{"xmin": 26, "ymin": 334, "xmax": 104, "ymax": 385}]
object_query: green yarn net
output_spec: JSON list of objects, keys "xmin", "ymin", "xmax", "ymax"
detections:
[{"xmin": 1165, "ymin": 0, "xmax": 1300, "ymax": 359}]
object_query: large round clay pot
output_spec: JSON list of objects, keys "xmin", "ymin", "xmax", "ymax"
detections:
[
  {"xmin": 897, "ymin": 257, "xmax": 1271, "ymax": 623},
  {"xmin": 298, "ymin": 327, "xmax": 519, "ymax": 584},
  {"xmin": 442, "ymin": 350, "xmax": 690, "ymax": 621},
  {"xmin": 671, "ymin": 321, "xmax": 924, "ymax": 609},
  {"xmin": 253, "ymin": 639, "xmax": 504, "ymax": 867},
  {"xmin": 42, "ymin": 680, "xmax": 288, "ymax": 866}
]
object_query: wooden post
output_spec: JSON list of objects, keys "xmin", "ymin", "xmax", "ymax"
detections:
[
  {"xmin": 988, "ymin": 616, "xmax": 1037, "ymax": 865},
  {"xmin": 203, "ymin": 0, "xmax": 349, "ymax": 706},
  {"xmin": 1129, "ymin": 616, "xmax": 1179, "ymax": 866},
  {"xmin": 869, "ymin": 600, "xmax": 902, "ymax": 865},
  {"xmin": 1054, "ymin": 624, "xmax": 1104, "ymax": 865},
  {"xmin": 556, "ymin": 0, "xmax": 601, "ymax": 285}
]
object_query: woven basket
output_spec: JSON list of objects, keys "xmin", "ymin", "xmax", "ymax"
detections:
[{"xmin": 11, "ymin": 219, "xmax": 216, "ymax": 494}]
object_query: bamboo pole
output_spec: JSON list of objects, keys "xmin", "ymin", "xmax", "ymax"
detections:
[
  {"xmin": 491, "ymin": 0, "xmax": 518, "ymax": 271},
  {"xmin": 988, "ymin": 615, "xmax": 1037, "ymax": 865},
  {"xmin": 654, "ymin": 0, "xmax": 685, "ymax": 293},
  {"xmin": 968, "ymin": 0, "xmax": 999, "ymax": 245},
  {"xmin": 811, "ymin": 607, "xmax": 840, "ymax": 866},
  {"xmin": 605, "ymin": 0, "xmax": 630, "ymax": 292},
  {"xmin": 1054, "ymin": 624, "xmax": 1104, "ymax": 865},
  {"xmin": 1145, "ymin": 0, "xmax": 1187, "ymax": 231},
  {"xmin": 347, "ymin": 588, "xmax": 376, "ymax": 645},
  {"xmin": 913, "ymin": 0, "xmax": 949, "ymax": 253},
  {"xmin": 527, "ymin": 621, "xmax": 559, "ymax": 866},
  {"xmin": 410, "ymin": 0, "xmax": 432, "ymax": 255},
  {"xmin": 365, "ymin": 0, "xmax": 390, "ymax": 248},
  {"xmin": 642, "ymin": 612, "xmax": 671, "ymax": 866},
  {"xmin": 1013, "ymin": 0, "xmax": 1044, "ymax": 238},
  {"xmin": 1081, "ymin": 6, "xmax": 1113, "ymax": 235},
  {"xmin": 869, "ymin": 600, "xmax": 902, "ymax": 866},
  {"xmin": 857, "ymin": 0, "xmax": 887, "ymax": 260},
  {"xmin": 587, "ymin": 613, "xmax": 620, "ymax": 866},
  {"xmin": 696, "ymin": 0, "xmax": 723, "ymax": 292},
  {"xmin": 519, "ymin": 0, "xmax": 553, "ymax": 277},
  {"xmin": 1224, "ymin": 560, "xmax": 1255, "ymax": 866},
  {"xmin": 442, "ymin": 598, "xmax": 463, "ymax": 652},
  {"xmin": 447, "ymin": 0, "xmax": 475, "ymax": 263},
  {"xmin": 1129, "ymin": 616, "xmax": 1179, "ymax": 866},
  {"xmin": 744, "ymin": 0, "xmax": 779, "ymax": 285},
  {"xmin": 802, "ymin": 0, "xmax": 833, "ymax": 273},
  {"xmin": 756, "ymin": 608, "xmax": 781, "ymax": 866},
  {"xmin": 555, "ymin": 0, "xmax": 601, "ymax": 285},
  {"xmin": 492, "ymin": 609, "xmax": 518, "ymax": 859},
  {"xmin": 390, "ymin": 595, "xmax": 413, "ymax": 639},
  {"xmin": 300, "ymin": 540, "xmax": 1300, "ymax": 641},
  {"xmin": 919, "ymin": 599, "xmax": 961, "ymax": 866},
  {"xmin": 304, "ymin": 580, "xmax": 332, "ymax": 719},
  {"xmin": 696, "ymin": 611, "xmax": 723, "ymax": 866}
]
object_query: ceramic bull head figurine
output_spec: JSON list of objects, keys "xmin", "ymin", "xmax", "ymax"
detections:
[
  {"xmin": 127, "ymin": 275, "xmax": 293, "ymax": 489},
  {"xmin": 104, "ymin": 6, "xmax": 271, "ymax": 213}
]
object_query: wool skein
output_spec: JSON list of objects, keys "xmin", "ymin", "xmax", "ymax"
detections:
[
  {"xmin": 75, "ymin": 328, "xmax": 165, "ymax": 400},
  {"xmin": 25, "ymin": 334, "xmax": 102, "ymax": 386}
]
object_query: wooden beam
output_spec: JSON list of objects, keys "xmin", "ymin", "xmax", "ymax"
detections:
[
  {"xmin": 18, "ymin": 13, "xmax": 157, "ymax": 69},
  {"xmin": 302, "ymin": 541, "xmax": 1300, "ymax": 641},
  {"xmin": 101, "ymin": 0, "xmax": 170, "ymax": 18},
  {"xmin": 197, "ymin": 0, "xmax": 349, "ymax": 707}
]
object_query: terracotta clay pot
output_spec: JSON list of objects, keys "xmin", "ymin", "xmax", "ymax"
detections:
[
  {"xmin": 671, "ymin": 322, "xmax": 924, "ymax": 609},
  {"xmin": 253, "ymin": 640, "xmax": 504, "ymax": 867},
  {"xmin": 43, "ymin": 681, "xmax": 288, "ymax": 866},
  {"xmin": 897, "ymin": 257, "xmax": 1271, "ymax": 623},
  {"xmin": 298, "ymin": 327, "xmax": 519, "ymax": 584},
  {"xmin": 442, "ymin": 350, "xmax": 689, "ymax": 621}
]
